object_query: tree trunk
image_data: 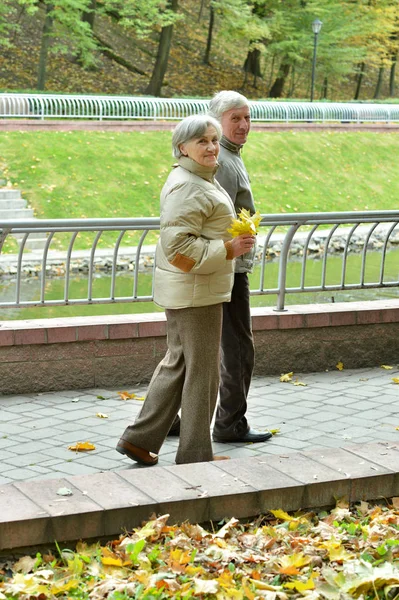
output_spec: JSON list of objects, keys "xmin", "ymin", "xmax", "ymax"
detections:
[
  {"xmin": 203, "ymin": 5, "xmax": 214, "ymax": 65},
  {"xmin": 354, "ymin": 62, "xmax": 365, "ymax": 100},
  {"xmin": 82, "ymin": 0, "xmax": 97, "ymax": 30},
  {"xmin": 243, "ymin": 48, "xmax": 262, "ymax": 79},
  {"xmin": 322, "ymin": 76, "xmax": 328, "ymax": 99},
  {"xmin": 266, "ymin": 54, "xmax": 276, "ymax": 92},
  {"xmin": 373, "ymin": 66, "xmax": 384, "ymax": 99},
  {"xmin": 198, "ymin": 0, "xmax": 206, "ymax": 22},
  {"xmin": 145, "ymin": 0, "xmax": 178, "ymax": 97},
  {"xmin": 389, "ymin": 52, "xmax": 397, "ymax": 97},
  {"xmin": 269, "ymin": 60, "xmax": 290, "ymax": 98},
  {"xmin": 288, "ymin": 63, "xmax": 296, "ymax": 97},
  {"xmin": 37, "ymin": 3, "xmax": 54, "ymax": 91}
]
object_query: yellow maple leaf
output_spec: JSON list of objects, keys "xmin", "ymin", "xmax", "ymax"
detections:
[
  {"xmin": 336, "ymin": 361, "xmax": 344, "ymax": 371},
  {"xmin": 270, "ymin": 509, "xmax": 296, "ymax": 521},
  {"xmin": 284, "ymin": 576, "xmax": 315, "ymax": 592},
  {"xmin": 381, "ymin": 365, "xmax": 393, "ymax": 369},
  {"xmin": 101, "ymin": 557, "xmax": 124, "ymax": 567},
  {"xmin": 227, "ymin": 208, "xmax": 262, "ymax": 237},
  {"xmin": 118, "ymin": 391, "xmax": 136, "ymax": 400},
  {"xmin": 50, "ymin": 579, "xmax": 80, "ymax": 594},
  {"xmin": 392, "ymin": 378, "xmax": 399, "ymax": 385},
  {"xmin": 269, "ymin": 428, "xmax": 280, "ymax": 435},
  {"xmin": 323, "ymin": 539, "xmax": 355, "ymax": 562},
  {"xmin": 96, "ymin": 413, "xmax": 108, "ymax": 419},
  {"xmin": 278, "ymin": 553, "xmax": 312, "ymax": 570},
  {"xmin": 280, "ymin": 372, "xmax": 293, "ymax": 382},
  {"xmin": 68, "ymin": 441, "xmax": 96, "ymax": 452}
]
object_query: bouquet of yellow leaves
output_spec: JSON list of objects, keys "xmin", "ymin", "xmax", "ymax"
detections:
[{"xmin": 227, "ymin": 208, "xmax": 262, "ymax": 237}]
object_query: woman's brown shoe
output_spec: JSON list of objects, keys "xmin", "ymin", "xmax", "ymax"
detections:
[
  {"xmin": 212, "ymin": 455, "xmax": 230, "ymax": 461},
  {"xmin": 116, "ymin": 438, "xmax": 158, "ymax": 466}
]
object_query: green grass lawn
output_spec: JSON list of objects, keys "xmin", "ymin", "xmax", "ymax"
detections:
[{"xmin": 0, "ymin": 129, "xmax": 398, "ymax": 250}]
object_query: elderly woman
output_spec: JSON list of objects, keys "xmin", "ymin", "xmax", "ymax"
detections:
[{"xmin": 116, "ymin": 114, "xmax": 255, "ymax": 466}]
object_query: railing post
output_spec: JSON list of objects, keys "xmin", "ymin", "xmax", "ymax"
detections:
[{"xmin": 274, "ymin": 224, "xmax": 300, "ymax": 311}]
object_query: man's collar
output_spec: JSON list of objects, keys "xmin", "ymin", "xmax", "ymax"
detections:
[{"xmin": 220, "ymin": 135, "xmax": 242, "ymax": 153}]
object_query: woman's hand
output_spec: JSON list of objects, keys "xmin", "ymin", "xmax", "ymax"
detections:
[{"xmin": 229, "ymin": 234, "xmax": 255, "ymax": 258}]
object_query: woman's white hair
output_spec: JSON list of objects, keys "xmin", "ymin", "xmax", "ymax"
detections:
[
  {"xmin": 208, "ymin": 90, "xmax": 249, "ymax": 121},
  {"xmin": 172, "ymin": 114, "xmax": 222, "ymax": 158}
]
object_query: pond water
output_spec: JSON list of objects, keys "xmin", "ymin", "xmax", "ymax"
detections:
[{"xmin": 0, "ymin": 248, "xmax": 398, "ymax": 321}]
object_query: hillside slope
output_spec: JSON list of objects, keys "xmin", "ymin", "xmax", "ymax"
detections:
[{"xmin": 0, "ymin": 2, "xmax": 267, "ymax": 99}]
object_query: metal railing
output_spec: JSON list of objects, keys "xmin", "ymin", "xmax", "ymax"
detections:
[
  {"xmin": 1, "ymin": 211, "xmax": 398, "ymax": 312},
  {"xmin": 1, "ymin": 93, "xmax": 399, "ymax": 123}
]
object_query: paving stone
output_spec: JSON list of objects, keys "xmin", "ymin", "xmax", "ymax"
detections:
[
  {"xmin": 0, "ymin": 423, "xmax": 30, "ymax": 435},
  {"xmin": 164, "ymin": 462, "xmax": 259, "ymax": 521},
  {"xmin": 214, "ymin": 457, "xmax": 305, "ymax": 512},
  {"xmin": 0, "ymin": 476, "xmax": 12, "ymax": 485},
  {"xmin": 65, "ymin": 471, "xmax": 158, "ymax": 535},
  {"xmin": 10, "ymin": 441, "xmax": 54, "ymax": 456},
  {"xmin": 119, "ymin": 467, "xmax": 210, "ymax": 525},
  {"xmin": 267, "ymin": 451, "xmax": 351, "ymax": 508},
  {"xmin": 3, "ymin": 452, "xmax": 54, "ymax": 468},
  {"xmin": 302, "ymin": 447, "xmax": 396, "ymax": 502},
  {"xmin": 14, "ymin": 478, "xmax": 104, "ymax": 543},
  {"xmin": 0, "ymin": 484, "xmax": 50, "ymax": 550}
]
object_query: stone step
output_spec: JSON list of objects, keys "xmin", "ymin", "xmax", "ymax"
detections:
[
  {"xmin": 0, "ymin": 189, "xmax": 22, "ymax": 200},
  {"xmin": 12, "ymin": 232, "xmax": 48, "ymax": 250},
  {"xmin": 0, "ymin": 207, "xmax": 34, "ymax": 219},
  {"xmin": 0, "ymin": 199, "xmax": 27, "ymax": 210}
]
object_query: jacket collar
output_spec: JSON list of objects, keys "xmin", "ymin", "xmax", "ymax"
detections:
[
  {"xmin": 176, "ymin": 156, "xmax": 219, "ymax": 183},
  {"xmin": 220, "ymin": 135, "xmax": 242, "ymax": 154}
]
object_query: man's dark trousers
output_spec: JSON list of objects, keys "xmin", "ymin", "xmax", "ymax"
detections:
[{"xmin": 212, "ymin": 272, "xmax": 254, "ymax": 439}]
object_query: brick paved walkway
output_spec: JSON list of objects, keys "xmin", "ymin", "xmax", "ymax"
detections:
[{"xmin": 0, "ymin": 365, "xmax": 398, "ymax": 485}]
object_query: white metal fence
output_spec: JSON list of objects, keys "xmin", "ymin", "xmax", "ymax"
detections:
[
  {"xmin": 1, "ymin": 211, "xmax": 398, "ymax": 312},
  {"xmin": 1, "ymin": 93, "xmax": 399, "ymax": 123}
]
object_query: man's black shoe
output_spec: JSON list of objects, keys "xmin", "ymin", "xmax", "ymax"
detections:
[{"xmin": 212, "ymin": 428, "xmax": 272, "ymax": 443}]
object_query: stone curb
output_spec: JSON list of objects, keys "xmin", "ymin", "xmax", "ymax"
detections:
[{"xmin": 0, "ymin": 442, "xmax": 397, "ymax": 552}]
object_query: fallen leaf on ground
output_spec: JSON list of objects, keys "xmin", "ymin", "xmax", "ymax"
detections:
[
  {"xmin": 57, "ymin": 487, "xmax": 73, "ymax": 496},
  {"xmin": 392, "ymin": 378, "xmax": 399, "ymax": 384},
  {"xmin": 336, "ymin": 361, "xmax": 344, "ymax": 371},
  {"xmin": 280, "ymin": 371, "xmax": 293, "ymax": 382},
  {"xmin": 96, "ymin": 413, "xmax": 108, "ymax": 419},
  {"xmin": 12, "ymin": 556, "xmax": 37, "ymax": 574},
  {"xmin": 381, "ymin": 365, "xmax": 393, "ymax": 369},
  {"xmin": 294, "ymin": 379, "xmax": 307, "ymax": 386},
  {"xmin": 270, "ymin": 428, "xmax": 280, "ymax": 435},
  {"xmin": 118, "ymin": 391, "xmax": 145, "ymax": 401},
  {"xmin": 68, "ymin": 441, "xmax": 96, "ymax": 452},
  {"xmin": 118, "ymin": 391, "xmax": 136, "ymax": 400}
]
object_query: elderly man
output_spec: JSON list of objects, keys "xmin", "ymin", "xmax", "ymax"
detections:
[
  {"xmin": 207, "ymin": 90, "xmax": 271, "ymax": 444},
  {"xmin": 169, "ymin": 90, "xmax": 272, "ymax": 444}
]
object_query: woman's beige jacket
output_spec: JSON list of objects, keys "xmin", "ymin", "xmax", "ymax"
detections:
[{"xmin": 154, "ymin": 156, "xmax": 236, "ymax": 309}]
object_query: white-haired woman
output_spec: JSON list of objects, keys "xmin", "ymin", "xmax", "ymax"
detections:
[{"xmin": 116, "ymin": 114, "xmax": 255, "ymax": 466}]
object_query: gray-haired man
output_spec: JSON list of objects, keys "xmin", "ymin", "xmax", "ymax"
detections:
[
  {"xmin": 207, "ymin": 90, "xmax": 271, "ymax": 443},
  {"xmin": 169, "ymin": 90, "xmax": 272, "ymax": 444}
]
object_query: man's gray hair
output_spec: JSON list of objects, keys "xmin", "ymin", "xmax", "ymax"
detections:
[
  {"xmin": 172, "ymin": 114, "xmax": 222, "ymax": 158},
  {"xmin": 208, "ymin": 90, "xmax": 249, "ymax": 121}
]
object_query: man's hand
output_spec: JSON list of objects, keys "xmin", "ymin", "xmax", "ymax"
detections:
[{"xmin": 230, "ymin": 234, "xmax": 255, "ymax": 258}]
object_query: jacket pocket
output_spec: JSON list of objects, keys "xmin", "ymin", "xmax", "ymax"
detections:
[{"xmin": 208, "ymin": 270, "xmax": 234, "ymax": 295}]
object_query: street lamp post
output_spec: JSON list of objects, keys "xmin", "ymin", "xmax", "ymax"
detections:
[{"xmin": 310, "ymin": 19, "xmax": 322, "ymax": 102}]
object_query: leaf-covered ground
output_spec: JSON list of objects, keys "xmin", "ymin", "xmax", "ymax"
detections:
[{"xmin": 1, "ymin": 499, "xmax": 399, "ymax": 599}]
